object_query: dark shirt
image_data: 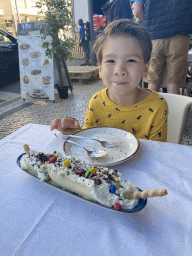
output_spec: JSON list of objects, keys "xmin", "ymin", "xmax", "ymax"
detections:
[
  {"xmin": 101, "ymin": 0, "xmax": 133, "ymax": 25},
  {"xmin": 138, "ymin": 0, "xmax": 192, "ymax": 40}
]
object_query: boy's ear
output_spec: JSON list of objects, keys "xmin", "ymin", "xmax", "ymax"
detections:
[
  {"xmin": 99, "ymin": 65, "xmax": 102, "ymax": 79},
  {"xmin": 143, "ymin": 62, "xmax": 150, "ymax": 78}
]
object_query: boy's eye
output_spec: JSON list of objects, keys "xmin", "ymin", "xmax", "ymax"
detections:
[
  {"xmin": 106, "ymin": 60, "xmax": 115, "ymax": 63},
  {"xmin": 127, "ymin": 59, "xmax": 137, "ymax": 63}
]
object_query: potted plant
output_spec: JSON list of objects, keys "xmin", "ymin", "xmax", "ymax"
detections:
[{"xmin": 36, "ymin": 0, "xmax": 76, "ymax": 98}]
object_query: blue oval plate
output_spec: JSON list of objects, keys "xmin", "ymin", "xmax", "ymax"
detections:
[{"xmin": 17, "ymin": 153, "xmax": 147, "ymax": 213}]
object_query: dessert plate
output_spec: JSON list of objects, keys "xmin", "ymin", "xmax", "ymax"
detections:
[
  {"xmin": 63, "ymin": 127, "xmax": 139, "ymax": 166},
  {"xmin": 17, "ymin": 153, "xmax": 147, "ymax": 213}
]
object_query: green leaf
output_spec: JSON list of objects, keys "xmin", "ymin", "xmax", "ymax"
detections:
[{"xmin": 36, "ymin": 0, "xmax": 76, "ymax": 87}]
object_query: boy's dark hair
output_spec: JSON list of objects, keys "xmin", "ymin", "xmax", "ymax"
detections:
[{"xmin": 93, "ymin": 19, "xmax": 152, "ymax": 65}]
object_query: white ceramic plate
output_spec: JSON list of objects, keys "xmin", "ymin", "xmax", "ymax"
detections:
[{"xmin": 63, "ymin": 127, "xmax": 139, "ymax": 166}]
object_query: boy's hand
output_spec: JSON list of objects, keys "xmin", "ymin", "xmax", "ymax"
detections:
[{"xmin": 50, "ymin": 118, "xmax": 79, "ymax": 132}]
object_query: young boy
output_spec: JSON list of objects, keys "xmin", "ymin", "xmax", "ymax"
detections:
[{"xmin": 51, "ymin": 19, "xmax": 168, "ymax": 142}]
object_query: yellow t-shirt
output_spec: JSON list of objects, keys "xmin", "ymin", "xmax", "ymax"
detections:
[{"xmin": 83, "ymin": 88, "xmax": 168, "ymax": 142}]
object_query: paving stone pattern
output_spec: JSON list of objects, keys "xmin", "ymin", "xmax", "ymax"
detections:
[
  {"xmin": 0, "ymin": 80, "xmax": 104, "ymax": 139},
  {"xmin": 0, "ymin": 74, "xmax": 192, "ymax": 145}
]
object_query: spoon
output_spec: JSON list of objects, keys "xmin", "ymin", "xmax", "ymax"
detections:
[
  {"xmin": 54, "ymin": 134, "xmax": 107, "ymax": 158},
  {"xmin": 61, "ymin": 134, "xmax": 118, "ymax": 148}
]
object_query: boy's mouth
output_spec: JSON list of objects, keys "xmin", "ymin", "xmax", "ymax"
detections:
[{"xmin": 112, "ymin": 82, "xmax": 128, "ymax": 86}]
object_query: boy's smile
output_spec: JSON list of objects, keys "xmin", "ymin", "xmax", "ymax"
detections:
[{"xmin": 99, "ymin": 36, "xmax": 149, "ymax": 105}]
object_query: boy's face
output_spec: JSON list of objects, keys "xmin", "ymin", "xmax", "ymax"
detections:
[{"xmin": 99, "ymin": 36, "xmax": 149, "ymax": 102}]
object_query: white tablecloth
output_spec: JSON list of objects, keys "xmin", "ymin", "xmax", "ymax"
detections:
[{"xmin": 1, "ymin": 124, "xmax": 192, "ymax": 256}]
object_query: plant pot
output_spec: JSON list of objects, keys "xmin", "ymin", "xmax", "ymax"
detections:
[{"xmin": 57, "ymin": 86, "xmax": 68, "ymax": 99}]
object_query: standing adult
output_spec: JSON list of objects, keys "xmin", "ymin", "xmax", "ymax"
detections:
[
  {"xmin": 101, "ymin": 0, "xmax": 133, "ymax": 26},
  {"xmin": 78, "ymin": 19, "xmax": 91, "ymax": 66},
  {"xmin": 133, "ymin": 0, "xmax": 192, "ymax": 94}
]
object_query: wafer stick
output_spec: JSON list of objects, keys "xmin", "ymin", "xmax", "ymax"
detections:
[
  {"xmin": 23, "ymin": 144, "xmax": 30, "ymax": 155},
  {"xmin": 123, "ymin": 189, "xmax": 168, "ymax": 199}
]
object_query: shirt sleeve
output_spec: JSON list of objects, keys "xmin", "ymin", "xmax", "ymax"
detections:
[
  {"xmin": 82, "ymin": 101, "xmax": 96, "ymax": 130},
  {"xmin": 148, "ymin": 103, "xmax": 168, "ymax": 142}
]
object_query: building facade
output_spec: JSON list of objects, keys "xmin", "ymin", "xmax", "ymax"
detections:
[{"xmin": 0, "ymin": 0, "xmax": 45, "ymax": 37}]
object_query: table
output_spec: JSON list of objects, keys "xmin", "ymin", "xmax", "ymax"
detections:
[{"xmin": 1, "ymin": 124, "xmax": 192, "ymax": 256}]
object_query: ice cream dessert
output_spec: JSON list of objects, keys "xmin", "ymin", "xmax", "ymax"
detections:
[{"xmin": 20, "ymin": 144, "xmax": 168, "ymax": 211}]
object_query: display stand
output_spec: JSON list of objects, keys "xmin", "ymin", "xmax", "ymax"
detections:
[{"xmin": 17, "ymin": 20, "xmax": 73, "ymax": 101}]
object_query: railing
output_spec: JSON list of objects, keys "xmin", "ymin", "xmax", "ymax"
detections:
[{"xmin": 70, "ymin": 32, "xmax": 84, "ymax": 59}]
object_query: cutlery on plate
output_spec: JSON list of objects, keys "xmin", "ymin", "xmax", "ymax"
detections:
[
  {"xmin": 61, "ymin": 134, "xmax": 118, "ymax": 148},
  {"xmin": 54, "ymin": 134, "xmax": 107, "ymax": 158}
]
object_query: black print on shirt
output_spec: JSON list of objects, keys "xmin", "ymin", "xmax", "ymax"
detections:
[{"xmin": 137, "ymin": 115, "xmax": 142, "ymax": 120}]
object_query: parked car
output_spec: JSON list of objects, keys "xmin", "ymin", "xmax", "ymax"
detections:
[{"xmin": 0, "ymin": 29, "xmax": 19, "ymax": 82}]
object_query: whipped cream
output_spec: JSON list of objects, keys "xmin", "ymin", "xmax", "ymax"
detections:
[{"xmin": 20, "ymin": 150, "xmax": 139, "ymax": 209}]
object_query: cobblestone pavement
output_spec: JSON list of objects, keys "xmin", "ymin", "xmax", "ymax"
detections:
[
  {"xmin": 0, "ymin": 59, "xmax": 192, "ymax": 145},
  {"xmin": 0, "ymin": 79, "xmax": 104, "ymax": 139}
]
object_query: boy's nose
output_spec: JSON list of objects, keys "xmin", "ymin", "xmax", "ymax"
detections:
[
  {"xmin": 114, "ymin": 64, "xmax": 128, "ymax": 76},
  {"xmin": 115, "ymin": 70, "xmax": 127, "ymax": 76}
]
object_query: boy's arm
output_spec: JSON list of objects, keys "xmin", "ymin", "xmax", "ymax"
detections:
[
  {"xmin": 133, "ymin": 1, "xmax": 144, "ymax": 22},
  {"xmin": 82, "ymin": 93, "xmax": 101, "ymax": 130},
  {"xmin": 148, "ymin": 107, "xmax": 168, "ymax": 142},
  {"xmin": 82, "ymin": 105, "xmax": 95, "ymax": 130}
]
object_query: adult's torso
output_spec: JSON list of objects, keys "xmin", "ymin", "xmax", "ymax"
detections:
[
  {"xmin": 101, "ymin": 0, "xmax": 133, "ymax": 25},
  {"xmin": 142, "ymin": 0, "xmax": 192, "ymax": 40}
]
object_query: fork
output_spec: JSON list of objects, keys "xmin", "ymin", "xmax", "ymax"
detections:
[
  {"xmin": 61, "ymin": 134, "xmax": 118, "ymax": 148},
  {"xmin": 54, "ymin": 134, "xmax": 107, "ymax": 158}
]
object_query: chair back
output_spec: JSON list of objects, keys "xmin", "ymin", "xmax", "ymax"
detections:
[{"xmin": 158, "ymin": 93, "xmax": 192, "ymax": 144}]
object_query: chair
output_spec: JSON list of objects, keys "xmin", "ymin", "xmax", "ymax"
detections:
[{"xmin": 158, "ymin": 93, "xmax": 192, "ymax": 144}]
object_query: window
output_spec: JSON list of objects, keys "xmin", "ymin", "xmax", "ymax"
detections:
[
  {"xmin": 0, "ymin": 32, "xmax": 12, "ymax": 47},
  {"xmin": 6, "ymin": 23, "xmax": 13, "ymax": 28},
  {"xmin": 17, "ymin": 0, "xmax": 25, "ymax": 8}
]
